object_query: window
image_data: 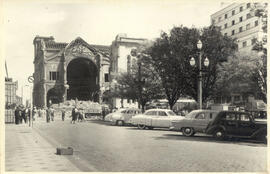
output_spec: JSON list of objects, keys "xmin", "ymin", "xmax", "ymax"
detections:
[
  {"xmin": 239, "ymin": 16, "xmax": 243, "ymax": 22},
  {"xmin": 232, "ymin": 20, "xmax": 235, "ymax": 25},
  {"xmin": 255, "ymin": 20, "xmax": 258, "ymax": 26},
  {"xmin": 121, "ymin": 110, "xmax": 127, "ymax": 113},
  {"xmin": 104, "ymin": 73, "xmax": 109, "ymax": 82},
  {"xmin": 196, "ymin": 113, "xmax": 205, "ymax": 119},
  {"xmin": 49, "ymin": 71, "xmax": 59, "ymax": 81},
  {"xmin": 246, "ymin": 23, "xmax": 250, "ymax": 30},
  {"xmin": 232, "ymin": 10, "xmax": 235, "ymax": 15},
  {"xmin": 246, "ymin": 13, "xmax": 251, "ymax": 19},
  {"xmin": 232, "ymin": 30, "xmax": 235, "ymax": 35},
  {"xmin": 126, "ymin": 110, "xmax": 133, "ymax": 114},
  {"xmin": 252, "ymin": 38, "xmax": 257, "ymax": 45},
  {"xmin": 240, "ymin": 114, "xmax": 250, "ymax": 121},
  {"xmin": 167, "ymin": 111, "xmax": 176, "ymax": 116},
  {"xmin": 158, "ymin": 111, "xmax": 167, "ymax": 116},
  {"xmin": 225, "ymin": 14, "xmax": 227, "ymax": 19},
  {"xmin": 240, "ymin": 6, "xmax": 243, "ymax": 12},
  {"xmin": 242, "ymin": 41, "xmax": 247, "ymax": 47},
  {"xmin": 234, "ymin": 95, "xmax": 241, "ymax": 101},
  {"xmin": 225, "ymin": 114, "xmax": 236, "ymax": 120},
  {"xmin": 239, "ymin": 27, "xmax": 243, "ymax": 32},
  {"xmin": 224, "ymin": 23, "xmax": 227, "ymax": 28},
  {"xmin": 212, "ymin": 19, "xmax": 215, "ymax": 24},
  {"xmin": 218, "ymin": 17, "xmax": 222, "ymax": 22},
  {"xmin": 145, "ymin": 111, "xmax": 157, "ymax": 116},
  {"xmin": 247, "ymin": 3, "xmax": 251, "ymax": 8}
]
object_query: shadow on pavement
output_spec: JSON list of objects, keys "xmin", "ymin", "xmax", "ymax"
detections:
[
  {"xmin": 87, "ymin": 120, "xmax": 113, "ymax": 126},
  {"xmin": 155, "ymin": 133, "xmax": 267, "ymax": 147},
  {"xmin": 125, "ymin": 127, "xmax": 173, "ymax": 132}
]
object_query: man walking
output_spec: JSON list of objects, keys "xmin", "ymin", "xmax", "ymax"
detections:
[
  {"xmin": 61, "ymin": 109, "xmax": 66, "ymax": 121},
  {"xmin": 14, "ymin": 106, "xmax": 21, "ymax": 125},
  {"xmin": 71, "ymin": 107, "xmax": 78, "ymax": 124},
  {"xmin": 51, "ymin": 107, "xmax": 55, "ymax": 121},
  {"xmin": 46, "ymin": 107, "xmax": 51, "ymax": 123}
]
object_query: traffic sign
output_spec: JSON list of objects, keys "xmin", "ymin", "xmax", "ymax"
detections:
[{"xmin": 28, "ymin": 76, "xmax": 34, "ymax": 83}]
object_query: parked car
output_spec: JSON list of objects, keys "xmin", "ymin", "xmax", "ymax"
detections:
[
  {"xmin": 172, "ymin": 110, "xmax": 267, "ymax": 142},
  {"xmin": 131, "ymin": 109, "xmax": 184, "ymax": 129},
  {"xmin": 170, "ymin": 110, "xmax": 220, "ymax": 136},
  {"xmin": 105, "ymin": 108, "xmax": 141, "ymax": 126}
]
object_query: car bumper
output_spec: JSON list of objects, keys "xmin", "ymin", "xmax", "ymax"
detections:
[{"xmin": 169, "ymin": 126, "xmax": 177, "ymax": 131}]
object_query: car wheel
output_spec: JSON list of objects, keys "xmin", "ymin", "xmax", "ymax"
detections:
[
  {"xmin": 256, "ymin": 134, "xmax": 267, "ymax": 144},
  {"xmin": 117, "ymin": 120, "xmax": 124, "ymax": 126},
  {"xmin": 147, "ymin": 126, "xmax": 154, "ymax": 130},
  {"xmin": 138, "ymin": 124, "xmax": 146, "ymax": 129},
  {"xmin": 182, "ymin": 127, "xmax": 194, "ymax": 137},
  {"xmin": 214, "ymin": 129, "xmax": 225, "ymax": 140}
]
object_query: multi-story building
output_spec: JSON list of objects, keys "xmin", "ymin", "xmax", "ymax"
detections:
[
  {"xmin": 211, "ymin": 3, "xmax": 266, "ymax": 107},
  {"xmin": 110, "ymin": 34, "xmax": 147, "ymax": 108},
  {"xmin": 33, "ymin": 34, "xmax": 147, "ymax": 109},
  {"xmin": 5, "ymin": 77, "xmax": 19, "ymax": 108},
  {"xmin": 211, "ymin": 3, "xmax": 263, "ymax": 52}
]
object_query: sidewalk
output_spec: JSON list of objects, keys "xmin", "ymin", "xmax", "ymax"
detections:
[{"xmin": 5, "ymin": 123, "xmax": 81, "ymax": 172}]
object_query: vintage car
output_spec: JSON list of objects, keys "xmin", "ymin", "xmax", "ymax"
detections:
[
  {"xmin": 173, "ymin": 110, "xmax": 267, "ymax": 142},
  {"xmin": 170, "ymin": 110, "xmax": 220, "ymax": 136},
  {"xmin": 105, "ymin": 108, "xmax": 141, "ymax": 126},
  {"xmin": 130, "ymin": 109, "xmax": 184, "ymax": 129},
  {"xmin": 205, "ymin": 111, "xmax": 267, "ymax": 141}
]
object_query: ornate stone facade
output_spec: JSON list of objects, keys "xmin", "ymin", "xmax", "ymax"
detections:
[
  {"xmin": 33, "ymin": 34, "xmax": 147, "ymax": 108},
  {"xmin": 33, "ymin": 36, "xmax": 110, "ymax": 108}
]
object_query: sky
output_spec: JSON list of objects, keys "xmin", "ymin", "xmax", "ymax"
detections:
[{"xmin": 2, "ymin": 0, "xmax": 228, "ymax": 102}]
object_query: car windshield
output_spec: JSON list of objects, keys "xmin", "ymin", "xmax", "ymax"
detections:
[
  {"xmin": 167, "ymin": 111, "xmax": 176, "ymax": 116},
  {"xmin": 185, "ymin": 111, "xmax": 201, "ymax": 118}
]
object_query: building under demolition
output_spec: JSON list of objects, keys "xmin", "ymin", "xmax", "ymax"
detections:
[{"xmin": 33, "ymin": 34, "xmax": 147, "ymax": 108}]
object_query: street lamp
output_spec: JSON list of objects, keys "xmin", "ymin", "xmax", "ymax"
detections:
[{"xmin": 189, "ymin": 39, "xmax": 210, "ymax": 109}]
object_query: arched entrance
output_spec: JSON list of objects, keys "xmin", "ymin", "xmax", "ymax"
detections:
[
  {"xmin": 67, "ymin": 58, "xmax": 99, "ymax": 101},
  {"xmin": 47, "ymin": 88, "xmax": 62, "ymax": 107}
]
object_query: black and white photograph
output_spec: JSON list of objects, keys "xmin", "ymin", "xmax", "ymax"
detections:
[{"xmin": 1, "ymin": 0, "xmax": 268, "ymax": 172}]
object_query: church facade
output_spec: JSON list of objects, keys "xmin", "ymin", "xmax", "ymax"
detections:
[{"xmin": 33, "ymin": 34, "xmax": 147, "ymax": 108}]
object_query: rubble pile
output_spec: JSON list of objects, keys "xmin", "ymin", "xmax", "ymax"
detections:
[{"xmin": 51, "ymin": 100, "xmax": 102, "ymax": 113}]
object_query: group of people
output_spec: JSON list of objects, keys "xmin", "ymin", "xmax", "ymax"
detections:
[
  {"xmin": 14, "ymin": 105, "xmax": 31, "ymax": 124},
  {"xmin": 71, "ymin": 107, "xmax": 85, "ymax": 124}
]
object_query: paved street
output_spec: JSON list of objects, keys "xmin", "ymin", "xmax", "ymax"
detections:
[{"xmin": 5, "ymin": 116, "xmax": 267, "ymax": 172}]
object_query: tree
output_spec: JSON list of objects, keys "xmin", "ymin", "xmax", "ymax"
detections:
[
  {"xmin": 214, "ymin": 52, "xmax": 263, "ymax": 103},
  {"xmin": 250, "ymin": 2, "xmax": 267, "ymax": 102},
  {"xmin": 147, "ymin": 25, "xmax": 237, "ymax": 109},
  {"xmin": 113, "ymin": 49, "xmax": 164, "ymax": 112}
]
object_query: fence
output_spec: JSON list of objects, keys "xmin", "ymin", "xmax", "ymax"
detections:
[{"xmin": 5, "ymin": 109, "xmax": 15, "ymax": 124}]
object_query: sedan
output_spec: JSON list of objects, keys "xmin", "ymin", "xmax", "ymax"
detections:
[
  {"xmin": 108, "ymin": 108, "xmax": 141, "ymax": 126},
  {"xmin": 170, "ymin": 110, "xmax": 220, "ymax": 136},
  {"xmin": 131, "ymin": 109, "xmax": 184, "ymax": 129}
]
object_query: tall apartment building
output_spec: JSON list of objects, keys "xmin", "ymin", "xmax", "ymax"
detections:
[{"xmin": 211, "ymin": 3, "xmax": 263, "ymax": 52}]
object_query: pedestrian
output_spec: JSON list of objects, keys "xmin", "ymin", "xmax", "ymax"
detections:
[
  {"xmin": 32, "ymin": 106, "xmax": 37, "ymax": 121},
  {"xmin": 18, "ymin": 105, "xmax": 24, "ymax": 124},
  {"xmin": 24, "ymin": 107, "xmax": 30, "ymax": 124},
  {"xmin": 46, "ymin": 107, "xmax": 51, "ymax": 123},
  {"xmin": 14, "ymin": 106, "xmax": 21, "ymax": 125},
  {"xmin": 102, "ymin": 107, "xmax": 106, "ymax": 121},
  {"xmin": 71, "ymin": 107, "xmax": 78, "ymax": 124},
  {"xmin": 21, "ymin": 107, "xmax": 26, "ymax": 124},
  {"xmin": 61, "ymin": 109, "xmax": 66, "ymax": 121},
  {"xmin": 51, "ymin": 107, "xmax": 55, "ymax": 121}
]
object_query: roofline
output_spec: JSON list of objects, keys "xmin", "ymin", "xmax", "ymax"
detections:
[{"xmin": 211, "ymin": 3, "xmax": 237, "ymax": 18}]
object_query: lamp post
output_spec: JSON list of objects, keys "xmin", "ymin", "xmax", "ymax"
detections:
[{"xmin": 190, "ymin": 40, "xmax": 209, "ymax": 109}]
